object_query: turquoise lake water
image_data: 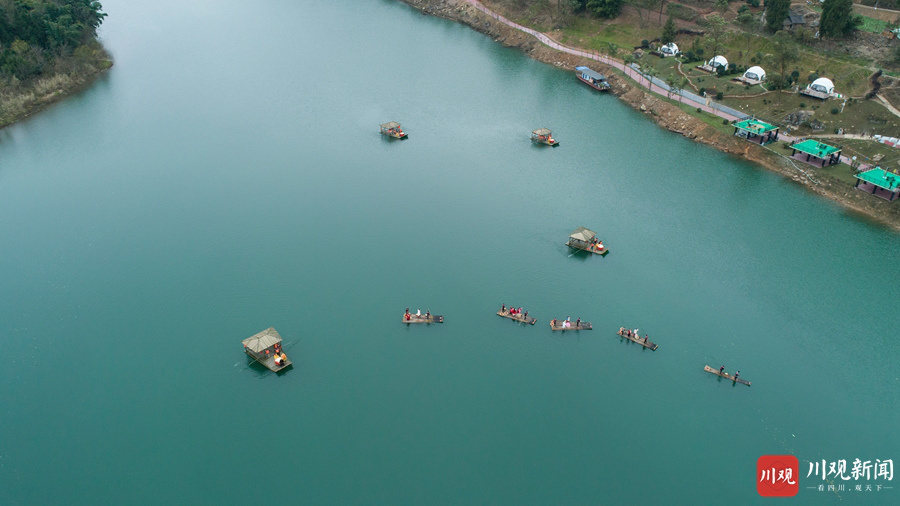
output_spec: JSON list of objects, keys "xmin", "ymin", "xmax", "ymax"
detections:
[{"xmin": 1, "ymin": 1, "xmax": 898, "ymax": 503}]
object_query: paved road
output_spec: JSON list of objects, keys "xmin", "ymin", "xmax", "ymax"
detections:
[{"xmin": 462, "ymin": 0, "xmax": 875, "ymax": 171}]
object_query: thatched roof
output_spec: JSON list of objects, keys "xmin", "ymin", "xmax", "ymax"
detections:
[
  {"xmin": 242, "ymin": 327, "xmax": 282, "ymax": 352},
  {"xmin": 569, "ymin": 226, "xmax": 597, "ymax": 242},
  {"xmin": 533, "ymin": 128, "xmax": 552, "ymax": 136},
  {"xmin": 381, "ymin": 121, "xmax": 401, "ymax": 129}
]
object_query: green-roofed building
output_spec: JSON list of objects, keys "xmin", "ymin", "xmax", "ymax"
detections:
[
  {"xmin": 789, "ymin": 139, "xmax": 842, "ymax": 167},
  {"xmin": 854, "ymin": 167, "xmax": 900, "ymax": 201},
  {"xmin": 733, "ymin": 118, "xmax": 779, "ymax": 145}
]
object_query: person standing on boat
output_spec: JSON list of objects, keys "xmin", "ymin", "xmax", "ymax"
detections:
[
  {"xmin": 426, "ymin": 310, "xmax": 430, "ymax": 319},
  {"xmin": 416, "ymin": 309, "xmax": 421, "ymax": 317},
  {"xmin": 576, "ymin": 318, "xmax": 581, "ymax": 328},
  {"xmin": 733, "ymin": 371, "xmax": 740, "ymax": 381},
  {"xmin": 719, "ymin": 365, "xmax": 725, "ymax": 375},
  {"xmin": 644, "ymin": 334, "xmax": 648, "ymax": 343},
  {"xmin": 523, "ymin": 310, "xmax": 528, "ymax": 320},
  {"xmin": 501, "ymin": 303, "xmax": 506, "ymax": 313}
]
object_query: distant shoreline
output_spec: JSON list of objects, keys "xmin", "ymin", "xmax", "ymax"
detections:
[
  {"xmin": 398, "ymin": 0, "xmax": 900, "ymax": 232},
  {"xmin": 0, "ymin": 42, "xmax": 112, "ymax": 131}
]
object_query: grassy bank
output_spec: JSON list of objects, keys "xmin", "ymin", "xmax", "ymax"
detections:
[{"xmin": 0, "ymin": 41, "xmax": 112, "ymax": 129}]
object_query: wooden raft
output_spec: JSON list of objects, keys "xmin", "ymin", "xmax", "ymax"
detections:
[
  {"xmin": 550, "ymin": 321, "xmax": 592, "ymax": 331},
  {"xmin": 403, "ymin": 314, "xmax": 444, "ymax": 324},
  {"xmin": 245, "ymin": 350, "xmax": 292, "ymax": 372},
  {"xmin": 567, "ymin": 240, "xmax": 609, "ymax": 256},
  {"xmin": 616, "ymin": 329, "xmax": 658, "ymax": 350},
  {"xmin": 497, "ymin": 310, "xmax": 536, "ymax": 325},
  {"xmin": 704, "ymin": 365, "xmax": 751, "ymax": 386}
]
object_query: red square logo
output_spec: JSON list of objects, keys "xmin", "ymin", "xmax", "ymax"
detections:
[{"xmin": 757, "ymin": 455, "xmax": 799, "ymax": 497}]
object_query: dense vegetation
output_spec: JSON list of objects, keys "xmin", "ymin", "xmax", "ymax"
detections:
[
  {"xmin": 0, "ymin": 0, "xmax": 107, "ymax": 81},
  {"xmin": 0, "ymin": 0, "xmax": 110, "ymax": 128}
]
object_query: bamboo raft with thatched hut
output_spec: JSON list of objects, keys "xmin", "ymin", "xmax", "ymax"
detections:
[
  {"xmin": 550, "ymin": 318, "xmax": 592, "ymax": 331},
  {"xmin": 403, "ymin": 308, "xmax": 443, "ymax": 323},
  {"xmin": 704, "ymin": 365, "xmax": 751, "ymax": 386},
  {"xmin": 242, "ymin": 327, "xmax": 292, "ymax": 372},
  {"xmin": 497, "ymin": 309, "xmax": 536, "ymax": 325},
  {"xmin": 616, "ymin": 328, "xmax": 658, "ymax": 350},
  {"xmin": 566, "ymin": 226, "xmax": 608, "ymax": 255},
  {"xmin": 531, "ymin": 128, "xmax": 559, "ymax": 146},
  {"xmin": 380, "ymin": 121, "xmax": 408, "ymax": 139}
]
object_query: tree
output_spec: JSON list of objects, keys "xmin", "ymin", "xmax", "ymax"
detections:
[
  {"xmin": 767, "ymin": 31, "xmax": 800, "ymax": 77},
  {"xmin": 586, "ymin": 0, "xmax": 624, "ymax": 18},
  {"xmin": 678, "ymin": 77, "xmax": 689, "ymax": 103},
  {"xmin": 665, "ymin": 74, "xmax": 677, "ymax": 99},
  {"xmin": 644, "ymin": 66, "xmax": 658, "ymax": 91},
  {"xmin": 628, "ymin": 0, "xmax": 660, "ymax": 28},
  {"xmin": 716, "ymin": 0, "xmax": 730, "ymax": 13},
  {"xmin": 707, "ymin": 15, "xmax": 728, "ymax": 56},
  {"xmin": 661, "ymin": 16, "xmax": 676, "ymax": 45},
  {"xmin": 820, "ymin": 0, "xmax": 861, "ymax": 38},
  {"xmin": 764, "ymin": 0, "xmax": 791, "ymax": 33}
]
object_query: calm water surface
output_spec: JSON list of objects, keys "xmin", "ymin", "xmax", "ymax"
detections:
[{"xmin": 1, "ymin": 1, "xmax": 898, "ymax": 504}]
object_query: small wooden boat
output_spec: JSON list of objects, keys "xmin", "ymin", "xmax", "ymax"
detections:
[
  {"xmin": 380, "ymin": 121, "xmax": 408, "ymax": 139},
  {"xmin": 704, "ymin": 365, "xmax": 751, "ymax": 386},
  {"xmin": 531, "ymin": 128, "xmax": 559, "ymax": 147},
  {"xmin": 575, "ymin": 66, "xmax": 610, "ymax": 91},
  {"xmin": 616, "ymin": 329, "xmax": 658, "ymax": 350},
  {"xmin": 550, "ymin": 319, "xmax": 592, "ymax": 331},
  {"xmin": 497, "ymin": 310, "xmax": 536, "ymax": 325},
  {"xmin": 242, "ymin": 327, "xmax": 292, "ymax": 372},
  {"xmin": 402, "ymin": 312, "xmax": 443, "ymax": 324},
  {"xmin": 566, "ymin": 226, "xmax": 608, "ymax": 256}
]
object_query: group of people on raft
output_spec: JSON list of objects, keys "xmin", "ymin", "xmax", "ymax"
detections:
[
  {"xmin": 620, "ymin": 327, "xmax": 650, "ymax": 343},
  {"xmin": 552, "ymin": 317, "xmax": 581, "ymax": 329},
  {"xmin": 500, "ymin": 304, "xmax": 528, "ymax": 320},
  {"xmin": 404, "ymin": 307, "xmax": 430, "ymax": 321},
  {"xmin": 718, "ymin": 365, "xmax": 739, "ymax": 381},
  {"xmin": 269, "ymin": 342, "xmax": 288, "ymax": 367}
]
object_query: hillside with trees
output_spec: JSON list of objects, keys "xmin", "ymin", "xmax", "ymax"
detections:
[{"xmin": 0, "ymin": 0, "xmax": 111, "ymax": 127}]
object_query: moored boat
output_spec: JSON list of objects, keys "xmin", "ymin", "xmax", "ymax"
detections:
[{"xmin": 574, "ymin": 66, "xmax": 610, "ymax": 91}]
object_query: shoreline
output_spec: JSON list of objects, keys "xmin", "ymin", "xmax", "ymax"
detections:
[
  {"xmin": 0, "ymin": 45, "xmax": 113, "ymax": 131},
  {"xmin": 399, "ymin": 0, "xmax": 900, "ymax": 232}
]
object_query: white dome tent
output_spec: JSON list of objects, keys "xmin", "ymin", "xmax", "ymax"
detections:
[
  {"xmin": 708, "ymin": 55, "xmax": 728, "ymax": 69},
  {"xmin": 743, "ymin": 66, "xmax": 766, "ymax": 82},
  {"xmin": 809, "ymin": 77, "xmax": 835, "ymax": 94},
  {"xmin": 660, "ymin": 42, "xmax": 679, "ymax": 56}
]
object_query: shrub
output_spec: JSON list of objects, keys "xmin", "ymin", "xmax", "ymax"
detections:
[
  {"xmin": 738, "ymin": 5, "xmax": 750, "ymax": 14},
  {"xmin": 747, "ymin": 0, "xmax": 760, "ymax": 6},
  {"xmin": 808, "ymin": 72, "xmax": 819, "ymax": 83},
  {"xmin": 716, "ymin": 91, "xmax": 724, "ymax": 100},
  {"xmin": 641, "ymin": 39, "xmax": 649, "ymax": 48},
  {"xmin": 799, "ymin": 102, "xmax": 806, "ymax": 108},
  {"xmin": 698, "ymin": 87, "xmax": 707, "ymax": 96},
  {"xmin": 723, "ymin": 119, "xmax": 729, "ymax": 124},
  {"xmin": 831, "ymin": 108, "xmax": 840, "ymax": 114},
  {"xmin": 697, "ymin": 107, "xmax": 703, "ymax": 112}
]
